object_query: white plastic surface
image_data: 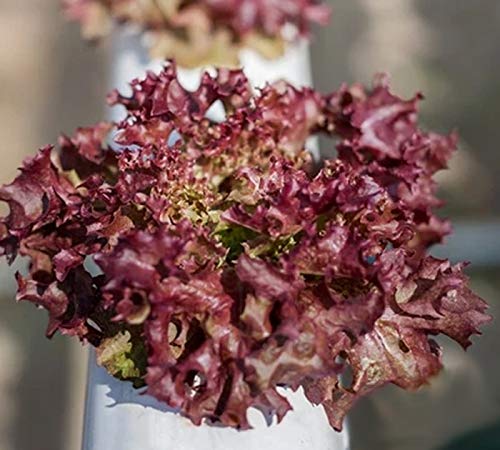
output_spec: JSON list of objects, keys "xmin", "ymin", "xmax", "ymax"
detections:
[
  {"xmin": 109, "ymin": 33, "xmax": 313, "ymax": 95},
  {"xmin": 83, "ymin": 351, "xmax": 349, "ymax": 450},
  {"xmin": 82, "ymin": 35, "xmax": 349, "ymax": 450}
]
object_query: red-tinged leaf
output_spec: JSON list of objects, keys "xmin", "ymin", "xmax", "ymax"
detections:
[{"xmin": 0, "ymin": 147, "xmax": 71, "ymax": 232}]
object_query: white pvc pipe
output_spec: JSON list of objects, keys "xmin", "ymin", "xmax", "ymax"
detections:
[
  {"xmin": 82, "ymin": 33, "xmax": 349, "ymax": 450},
  {"xmin": 83, "ymin": 353, "xmax": 349, "ymax": 450},
  {"xmin": 108, "ymin": 32, "xmax": 315, "ymax": 96}
]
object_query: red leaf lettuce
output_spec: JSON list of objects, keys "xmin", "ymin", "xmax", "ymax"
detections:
[
  {"xmin": 62, "ymin": 0, "xmax": 330, "ymax": 67},
  {"xmin": 0, "ymin": 64, "xmax": 490, "ymax": 430}
]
